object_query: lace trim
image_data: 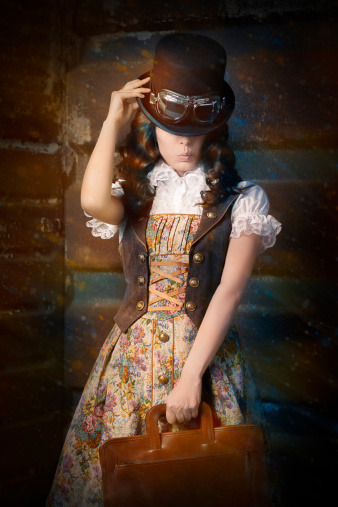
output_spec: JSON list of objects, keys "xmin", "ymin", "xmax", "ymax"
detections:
[
  {"xmin": 148, "ymin": 160, "xmax": 208, "ymax": 215},
  {"xmin": 230, "ymin": 213, "xmax": 282, "ymax": 252},
  {"xmin": 84, "ymin": 182, "xmax": 123, "ymax": 239},
  {"xmin": 85, "ymin": 219, "xmax": 118, "ymax": 239},
  {"xmin": 148, "ymin": 160, "xmax": 207, "ymax": 188}
]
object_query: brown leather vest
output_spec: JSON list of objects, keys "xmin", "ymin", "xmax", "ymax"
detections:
[{"xmin": 114, "ymin": 193, "xmax": 239, "ymax": 333}]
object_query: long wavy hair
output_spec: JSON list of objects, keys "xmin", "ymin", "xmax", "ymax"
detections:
[{"xmin": 114, "ymin": 110, "xmax": 242, "ymax": 218}]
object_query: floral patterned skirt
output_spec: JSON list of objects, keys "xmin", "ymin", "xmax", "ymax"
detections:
[{"xmin": 46, "ymin": 313, "xmax": 263, "ymax": 506}]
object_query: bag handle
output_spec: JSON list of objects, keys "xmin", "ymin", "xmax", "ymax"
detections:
[{"xmin": 145, "ymin": 401, "xmax": 215, "ymax": 450}]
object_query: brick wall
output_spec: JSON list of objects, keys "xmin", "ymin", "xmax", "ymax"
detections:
[
  {"xmin": 1, "ymin": 1, "xmax": 336, "ymax": 505},
  {"xmin": 0, "ymin": 1, "xmax": 66, "ymax": 504}
]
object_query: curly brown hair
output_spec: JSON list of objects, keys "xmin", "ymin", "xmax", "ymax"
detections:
[{"xmin": 114, "ymin": 110, "xmax": 242, "ymax": 218}]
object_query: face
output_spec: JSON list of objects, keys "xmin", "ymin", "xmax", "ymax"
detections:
[{"xmin": 155, "ymin": 127, "xmax": 206, "ymax": 177}]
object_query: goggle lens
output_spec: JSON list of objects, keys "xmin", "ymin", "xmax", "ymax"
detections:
[
  {"xmin": 157, "ymin": 92, "xmax": 187, "ymax": 121},
  {"xmin": 194, "ymin": 103, "xmax": 218, "ymax": 123}
]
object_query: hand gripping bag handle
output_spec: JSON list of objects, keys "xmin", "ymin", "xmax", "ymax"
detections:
[{"xmin": 145, "ymin": 401, "xmax": 215, "ymax": 450}]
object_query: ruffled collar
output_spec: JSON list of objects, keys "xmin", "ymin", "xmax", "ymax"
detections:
[{"xmin": 148, "ymin": 159, "xmax": 208, "ymax": 190}]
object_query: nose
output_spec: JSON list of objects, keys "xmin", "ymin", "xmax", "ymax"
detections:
[{"xmin": 179, "ymin": 137, "xmax": 191, "ymax": 151}]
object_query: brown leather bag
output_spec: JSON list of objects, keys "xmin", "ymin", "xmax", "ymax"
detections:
[{"xmin": 99, "ymin": 402, "xmax": 271, "ymax": 507}]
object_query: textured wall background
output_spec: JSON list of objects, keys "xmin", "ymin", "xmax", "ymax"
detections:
[{"xmin": 0, "ymin": 1, "xmax": 337, "ymax": 505}]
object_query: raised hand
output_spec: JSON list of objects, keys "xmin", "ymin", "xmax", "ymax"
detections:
[
  {"xmin": 106, "ymin": 76, "xmax": 150, "ymax": 127},
  {"xmin": 81, "ymin": 77, "xmax": 149, "ymax": 223}
]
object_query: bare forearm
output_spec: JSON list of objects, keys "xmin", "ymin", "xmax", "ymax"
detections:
[
  {"xmin": 165, "ymin": 229, "xmax": 262, "ymax": 424},
  {"xmin": 181, "ymin": 234, "xmax": 261, "ymax": 382},
  {"xmin": 182, "ymin": 284, "xmax": 241, "ymax": 380},
  {"xmin": 80, "ymin": 79, "xmax": 150, "ymax": 225},
  {"xmin": 81, "ymin": 118, "xmax": 123, "ymax": 224}
]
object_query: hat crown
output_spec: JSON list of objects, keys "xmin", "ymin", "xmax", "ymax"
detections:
[
  {"xmin": 137, "ymin": 33, "xmax": 235, "ymax": 136},
  {"xmin": 151, "ymin": 33, "xmax": 227, "ymax": 96}
]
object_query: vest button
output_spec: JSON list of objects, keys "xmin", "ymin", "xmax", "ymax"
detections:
[
  {"xmin": 137, "ymin": 276, "xmax": 145, "ymax": 286},
  {"xmin": 193, "ymin": 253, "xmax": 204, "ymax": 263},
  {"xmin": 159, "ymin": 332, "xmax": 169, "ymax": 343},
  {"xmin": 189, "ymin": 277, "xmax": 200, "ymax": 288},
  {"xmin": 136, "ymin": 301, "xmax": 145, "ymax": 311},
  {"xmin": 186, "ymin": 301, "xmax": 196, "ymax": 312},
  {"xmin": 207, "ymin": 212, "xmax": 217, "ymax": 219},
  {"xmin": 138, "ymin": 253, "xmax": 146, "ymax": 263},
  {"xmin": 158, "ymin": 374, "xmax": 169, "ymax": 385}
]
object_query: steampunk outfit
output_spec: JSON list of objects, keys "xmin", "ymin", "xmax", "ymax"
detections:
[{"xmin": 47, "ymin": 160, "xmax": 281, "ymax": 506}]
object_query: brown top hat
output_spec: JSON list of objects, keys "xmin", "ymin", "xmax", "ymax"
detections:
[{"xmin": 137, "ymin": 33, "xmax": 235, "ymax": 136}]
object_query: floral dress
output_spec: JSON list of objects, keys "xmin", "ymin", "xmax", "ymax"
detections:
[{"xmin": 47, "ymin": 161, "xmax": 282, "ymax": 507}]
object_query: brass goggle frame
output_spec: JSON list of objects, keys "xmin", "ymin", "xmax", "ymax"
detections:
[{"xmin": 149, "ymin": 89, "xmax": 226, "ymax": 124}]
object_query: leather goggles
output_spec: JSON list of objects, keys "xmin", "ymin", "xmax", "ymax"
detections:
[{"xmin": 149, "ymin": 88, "xmax": 227, "ymax": 125}]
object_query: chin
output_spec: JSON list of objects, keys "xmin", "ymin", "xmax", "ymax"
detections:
[{"xmin": 175, "ymin": 161, "xmax": 198, "ymax": 171}]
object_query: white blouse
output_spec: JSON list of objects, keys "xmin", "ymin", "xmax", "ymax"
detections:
[{"xmin": 85, "ymin": 159, "xmax": 281, "ymax": 253}]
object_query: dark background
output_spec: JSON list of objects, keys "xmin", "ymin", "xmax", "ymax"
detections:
[{"xmin": 0, "ymin": 1, "xmax": 337, "ymax": 505}]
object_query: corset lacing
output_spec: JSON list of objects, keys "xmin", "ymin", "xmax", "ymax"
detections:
[{"xmin": 147, "ymin": 260, "xmax": 188, "ymax": 312}]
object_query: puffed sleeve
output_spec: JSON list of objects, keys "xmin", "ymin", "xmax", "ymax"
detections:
[
  {"xmin": 84, "ymin": 181, "xmax": 126, "ymax": 241},
  {"xmin": 230, "ymin": 181, "xmax": 282, "ymax": 252}
]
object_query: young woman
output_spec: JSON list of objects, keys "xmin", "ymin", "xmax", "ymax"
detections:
[{"xmin": 47, "ymin": 33, "xmax": 281, "ymax": 506}]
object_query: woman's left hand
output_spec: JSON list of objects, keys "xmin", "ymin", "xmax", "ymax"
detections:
[{"xmin": 165, "ymin": 370, "xmax": 202, "ymax": 424}]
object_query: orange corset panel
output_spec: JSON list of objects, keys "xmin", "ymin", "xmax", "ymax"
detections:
[
  {"xmin": 148, "ymin": 259, "xmax": 189, "ymax": 312},
  {"xmin": 145, "ymin": 214, "xmax": 201, "ymax": 316}
]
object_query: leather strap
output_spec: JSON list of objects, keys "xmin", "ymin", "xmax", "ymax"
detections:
[
  {"xmin": 151, "ymin": 260, "xmax": 189, "ymax": 267},
  {"xmin": 149, "ymin": 286, "xmax": 186, "ymax": 306},
  {"xmin": 148, "ymin": 259, "xmax": 189, "ymax": 312},
  {"xmin": 151, "ymin": 266, "xmax": 187, "ymax": 285}
]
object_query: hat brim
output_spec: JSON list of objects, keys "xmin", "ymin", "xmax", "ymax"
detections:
[{"xmin": 136, "ymin": 71, "xmax": 235, "ymax": 136}]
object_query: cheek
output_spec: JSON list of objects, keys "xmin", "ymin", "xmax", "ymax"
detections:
[
  {"xmin": 192, "ymin": 136, "xmax": 206, "ymax": 151},
  {"xmin": 156, "ymin": 132, "xmax": 172, "ymax": 154},
  {"xmin": 194, "ymin": 140, "xmax": 205, "ymax": 157},
  {"xmin": 157, "ymin": 140, "xmax": 167, "ymax": 158},
  {"xmin": 158, "ymin": 138, "xmax": 175, "ymax": 158}
]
